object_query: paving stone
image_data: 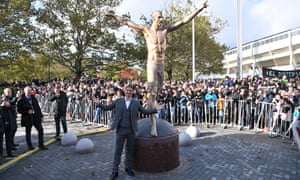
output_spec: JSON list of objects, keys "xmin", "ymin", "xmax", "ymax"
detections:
[{"xmin": 0, "ymin": 116, "xmax": 300, "ymax": 180}]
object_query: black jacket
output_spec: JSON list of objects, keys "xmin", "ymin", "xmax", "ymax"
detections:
[
  {"xmin": 17, "ymin": 95, "xmax": 43, "ymax": 127},
  {"xmin": 0, "ymin": 107, "xmax": 9, "ymax": 132},
  {"xmin": 49, "ymin": 90, "xmax": 68, "ymax": 115},
  {"xmin": 0, "ymin": 96, "xmax": 17, "ymax": 130}
]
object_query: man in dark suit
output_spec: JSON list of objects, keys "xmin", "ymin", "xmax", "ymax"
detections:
[
  {"xmin": 93, "ymin": 85, "xmax": 163, "ymax": 180},
  {"xmin": 49, "ymin": 85, "xmax": 68, "ymax": 140},
  {"xmin": 3, "ymin": 88, "xmax": 18, "ymax": 148},
  {"xmin": 17, "ymin": 86, "xmax": 48, "ymax": 150},
  {"xmin": 0, "ymin": 98, "xmax": 18, "ymax": 159}
]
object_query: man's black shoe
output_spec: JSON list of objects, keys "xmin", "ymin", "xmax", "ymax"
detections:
[
  {"xmin": 55, "ymin": 136, "xmax": 61, "ymax": 141},
  {"xmin": 39, "ymin": 146, "xmax": 48, "ymax": 150},
  {"xmin": 12, "ymin": 146, "xmax": 17, "ymax": 151},
  {"xmin": 125, "ymin": 168, "xmax": 135, "ymax": 177},
  {"xmin": 7, "ymin": 152, "xmax": 17, "ymax": 157},
  {"xmin": 28, "ymin": 146, "xmax": 35, "ymax": 150},
  {"xmin": 109, "ymin": 171, "xmax": 118, "ymax": 180}
]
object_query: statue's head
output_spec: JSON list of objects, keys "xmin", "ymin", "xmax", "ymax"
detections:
[
  {"xmin": 151, "ymin": 10, "xmax": 163, "ymax": 19},
  {"xmin": 151, "ymin": 10, "xmax": 163, "ymax": 28}
]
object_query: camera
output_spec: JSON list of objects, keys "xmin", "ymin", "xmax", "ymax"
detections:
[{"xmin": 282, "ymin": 105, "xmax": 290, "ymax": 113}]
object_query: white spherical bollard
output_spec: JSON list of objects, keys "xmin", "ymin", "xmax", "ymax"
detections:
[
  {"xmin": 185, "ymin": 126, "xmax": 200, "ymax": 139},
  {"xmin": 179, "ymin": 132, "xmax": 192, "ymax": 146},
  {"xmin": 61, "ymin": 132, "xmax": 78, "ymax": 146},
  {"xmin": 75, "ymin": 138, "xmax": 95, "ymax": 154}
]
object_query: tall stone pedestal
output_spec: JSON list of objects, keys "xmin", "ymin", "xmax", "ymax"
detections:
[{"xmin": 133, "ymin": 118, "xmax": 179, "ymax": 173}]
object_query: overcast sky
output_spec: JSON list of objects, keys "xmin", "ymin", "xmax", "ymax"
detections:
[{"xmin": 115, "ymin": 0, "xmax": 300, "ymax": 48}]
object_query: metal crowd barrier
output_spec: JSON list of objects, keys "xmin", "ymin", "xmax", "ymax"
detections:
[
  {"xmin": 38, "ymin": 94, "xmax": 112, "ymax": 128},
  {"xmin": 155, "ymin": 98, "xmax": 294, "ymax": 138},
  {"xmin": 37, "ymin": 94, "xmax": 295, "ymax": 138},
  {"xmin": 66, "ymin": 97, "xmax": 111, "ymax": 128}
]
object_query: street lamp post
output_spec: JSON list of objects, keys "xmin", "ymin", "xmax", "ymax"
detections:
[
  {"xmin": 192, "ymin": 1, "xmax": 196, "ymax": 83},
  {"xmin": 48, "ymin": 57, "xmax": 51, "ymax": 82},
  {"xmin": 48, "ymin": 28, "xmax": 56, "ymax": 82},
  {"xmin": 192, "ymin": 18, "xmax": 196, "ymax": 82},
  {"xmin": 236, "ymin": 0, "xmax": 243, "ymax": 79}
]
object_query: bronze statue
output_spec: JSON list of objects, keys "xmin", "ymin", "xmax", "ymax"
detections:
[{"xmin": 105, "ymin": 1, "xmax": 208, "ymax": 136}]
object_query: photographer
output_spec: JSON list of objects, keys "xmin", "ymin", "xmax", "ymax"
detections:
[
  {"xmin": 205, "ymin": 87, "xmax": 218, "ymax": 126},
  {"xmin": 0, "ymin": 88, "xmax": 18, "ymax": 159},
  {"xmin": 246, "ymin": 90, "xmax": 256, "ymax": 129},
  {"xmin": 2, "ymin": 88, "xmax": 18, "ymax": 148},
  {"xmin": 179, "ymin": 90, "xmax": 189, "ymax": 125},
  {"xmin": 280, "ymin": 91, "xmax": 294, "ymax": 138},
  {"xmin": 270, "ymin": 94, "xmax": 282, "ymax": 137},
  {"xmin": 170, "ymin": 89, "xmax": 181, "ymax": 125},
  {"xmin": 193, "ymin": 89, "xmax": 205, "ymax": 124},
  {"xmin": 156, "ymin": 89, "xmax": 167, "ymax": 119},
  {"xmin": 49, "ymin": 85, "xmax": 68, "ymax": 140}
]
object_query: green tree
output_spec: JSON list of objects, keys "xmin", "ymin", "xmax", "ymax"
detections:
[
  {"xmin": 166, "ymin": 1, "xmax": 227, "ymax": 80},
  {"xmin": 98, "ymin": 33, "xmax": 146, "ymax": 80},
  {"xmin": 0, "ymin": 0, "xmax": 35, "ymax": 81},
  {"xmin": 32, "ymin": 0, "xmax": 134, "ymax": 81}
]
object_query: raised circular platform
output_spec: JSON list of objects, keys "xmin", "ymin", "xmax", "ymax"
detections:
[{"xmin": 133, "ymin": 118, "xmax": 179, "ymax": 173}]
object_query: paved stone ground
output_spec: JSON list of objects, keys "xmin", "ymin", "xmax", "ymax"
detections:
[{"xmin": 0, "ymin": 116, "xmax": 300, "ymax": 180}]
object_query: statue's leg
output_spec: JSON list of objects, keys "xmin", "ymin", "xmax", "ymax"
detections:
[
  {"xmin": 147, "ymin": 82, "xmax": 158, "ymax": 137},
  {"xmin": 151, "ymin": 115, "xmax": 157, "ymax": 137},
  {"xmin": 147, "ymin": 62, "xmax": 164, "ymax": 137},
  {"xmin": 157, "ymin": 64, "xmax": 164, "ymax": 91},
  {"xmin": 149, "ymin": 64, "xmax": 165, "ymax": 136}
]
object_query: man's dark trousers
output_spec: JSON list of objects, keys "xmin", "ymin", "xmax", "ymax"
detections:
[
  {"xmin": 112, "ymin": 127, "xmax": 135, "ymax": 173},
  {"xmin": 54, "ymin": 114, "xmax": 67, "ymax": 136},
  {"xmin": 25, "ymin": 120, "xmax": 44, "ymax": 148}
]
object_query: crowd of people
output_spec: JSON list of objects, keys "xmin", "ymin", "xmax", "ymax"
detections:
[{"xmin": 0, "ymin": 74, "xmax": 299, "ymax": 160}]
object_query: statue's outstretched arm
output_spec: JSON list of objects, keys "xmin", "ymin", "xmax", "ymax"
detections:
[
  {"xmin": 166, "ymin": 0, "xmax": 208, "ymax": 32},
  {"xmin": 104, "ymin": 11, "xmax": 145, "ymax": 32}
]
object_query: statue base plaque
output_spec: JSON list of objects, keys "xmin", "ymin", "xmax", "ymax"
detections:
[{"xmin": 133, "ymin": 118, "xmax": 179, "ymax": 173}]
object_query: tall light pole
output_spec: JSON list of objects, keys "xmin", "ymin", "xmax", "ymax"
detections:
[
  {"xmin": 192, "ymin": 18, "xmax": 195, "ymax": 82},
  {"xmin": 236, "ymin": 0, "xmax": 243, "ymax": 79},
  {"xmin": 192, "ymin": 1, "xmax": 196, "ymax": 82},
  {"xmin": 46, "ymin": 32, "xmax": 51, "ymax": 82},
  {"xmin": 48, "ymin": 28, "xmax": 56, "ymax": 82},
  {"xmin": 48, "ymin": 57, "xmax": 51, "ymax": 82}
]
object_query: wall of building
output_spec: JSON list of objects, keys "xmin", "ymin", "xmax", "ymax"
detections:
[{"xmin": 222, "ymin": 27, "xmax": 300, "ymax": 78}]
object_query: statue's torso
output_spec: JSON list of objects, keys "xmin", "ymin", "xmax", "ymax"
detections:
[{"xmin": 143, "ymin": 28, "xmax": 168, "ymax": 64}]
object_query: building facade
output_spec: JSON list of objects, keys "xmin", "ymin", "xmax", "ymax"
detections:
[{"xmin": 223, "ymin": 27, "xmax": 300, "ymax": 78}]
